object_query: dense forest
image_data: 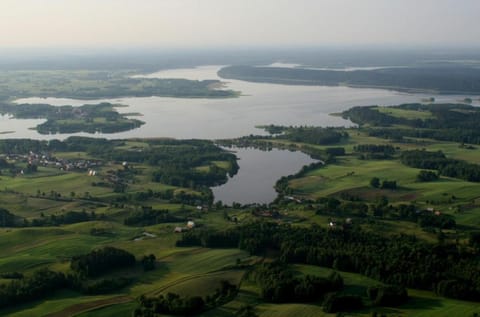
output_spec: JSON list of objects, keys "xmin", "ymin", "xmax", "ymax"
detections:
[
  {"xmin": 0, "ymin": 247, "xmax": 138, "ymax": 309},
  {"xmin": 401, "ymin": 149, "xmax": 480, "ymax": 182},
  {"xmin": 176, "ymin": 221, "xmax": 480, "ymax": 301},
  {"xmin": 343, "ymin": 103, "xmax": 480, "ymax": 144},
  {"xmin": 219, "ymin": 66, "xmax": 480, "ymax": 94}
]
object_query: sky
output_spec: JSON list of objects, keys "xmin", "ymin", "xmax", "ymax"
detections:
[{"xmin": 1, "ymin": 0, "xmax": 479, "ymax": 49}]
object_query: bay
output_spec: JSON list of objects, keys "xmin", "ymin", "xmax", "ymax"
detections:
[{"xmin": 9, "ymin": 65, "xmax": 478, "ymax": 140}]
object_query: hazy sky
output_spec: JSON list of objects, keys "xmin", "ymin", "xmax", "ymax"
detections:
[{"xmin": 1, "ymin": 0, "xmax": 479, "ymax": 49}]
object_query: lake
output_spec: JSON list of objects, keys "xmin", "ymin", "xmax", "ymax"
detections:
[
  {"xmin": 10, "ymin": 65, "xmax": 478, "ymax": 140},
  {"xmin": 211, "ymin": 147, "xmax": 317, "ymax": 205},
  {"xmin": 7, "ymin": 65, "xmax": 480, "ymax": 204}
]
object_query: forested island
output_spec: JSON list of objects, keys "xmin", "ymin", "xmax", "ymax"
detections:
[
  {"xmin": 218, "ymin": 65, "xmax": 480, "ymax": 94},
  {"xmin": 0, "ymin": 102, "xmax": 144, "ymax": 134}
]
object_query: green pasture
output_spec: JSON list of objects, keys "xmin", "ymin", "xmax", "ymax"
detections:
[
  {"xmin": 205, "ymin": 265, "xmax": 480, "ymax": 317},
  {"xmin": 0, "ymin": 291, "xmax": 118, "ymax": 317},
  {"xmin": 159, "ymin": 270, "xmax": 245, "ymax": 297},
  {"xmin": 375, "ymin": 106, "xmax": 434, "ymax": 120},
  {"xmin": 288, "ymin": 156, "xmax": 480, "ymax": 207}
]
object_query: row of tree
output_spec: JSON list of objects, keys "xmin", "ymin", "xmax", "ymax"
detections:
[
  {"xmin": 124, "ymin": 207, "xmax": 183, "ymax": 226},
  {"xmin": 133, "ymin": 280, "xmax": 238, "ymax": 316},
  {"xmin": 0, "ymin": 246, "xmax": 159, "ymax": 309},
  {"xmin": 401, "ymin": 149, "xmax": 480, "ymax": 182},
  {"xmin": 70, "ymin": 246, "xmax": 136, "ymax": 277},
  {"xmin": 346, "ymin": 103, "xmax": 480, "ymax": 144},
  {"xmin": 253, "ymin": 262, "xmax": 344, "ymax": 303}
]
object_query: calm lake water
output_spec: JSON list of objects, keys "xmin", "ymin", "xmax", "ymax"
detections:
[
  {"xmin": 7, "ymin": 65, "xmax": 480, "ymax": 204},
  {"xmin": 211, "ymin": 147, "xmax": 317, "ymax": 205},
  {"xmin": 10, "ymin": 65, "xmax": 479, "ymax": 140}
]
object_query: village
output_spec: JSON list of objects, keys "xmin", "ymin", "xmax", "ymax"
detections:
[{"xmin": 1, "ymin": 151, "xmax": 103, "ymax": 174}]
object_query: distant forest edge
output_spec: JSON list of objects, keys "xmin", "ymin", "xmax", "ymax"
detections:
[{"xmin": 218, "ymin": 65, "xmax": 480, "ymax": 94}]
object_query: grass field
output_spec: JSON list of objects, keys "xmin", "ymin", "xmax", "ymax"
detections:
[
  {"xmin": 0, "ymin": 291, "xmax": 120, "ymax": 317},
  {"xmin": 288, "ymin": 154, "xmax": 480, "ymax": 208},
  {"xmin": 375, "ymin": 106, "xmax": 434, "ymax": 120},
  {"xmin": 202, "ymin": 265, "xmax": 480, "ymax": 317},
  {"xmin": 1, "ymin": 128, "xmax": 480, "ymax": 316},
  {"xmin": 158, "ymin": 270, "xmax": 245, "ymax": 297}
]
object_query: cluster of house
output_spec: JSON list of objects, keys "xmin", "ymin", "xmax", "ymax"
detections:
[{"xmin": 3, "ymin": 151, "xmax": 103, "ymax": 173}]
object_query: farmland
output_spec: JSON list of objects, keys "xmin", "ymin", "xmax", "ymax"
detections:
[{"xmin": 1, "ymin": 103, "xmax": 480, "ymax": 316}]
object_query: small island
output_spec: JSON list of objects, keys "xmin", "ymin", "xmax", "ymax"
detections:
[{"xmin": 0, "ymin": 102, "xmax": 144, "ymax": 134}]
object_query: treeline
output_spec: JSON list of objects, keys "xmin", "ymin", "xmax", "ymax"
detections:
[
  {"xmin": 175, "ymin": 221, "xmax": 479, "ymax": 301},
  {"xmin": 133, "ymin": 280, "xmax": 238, "ymax": 316},
  {"xmin": 31, "ymin": 210, "xmax": 101, "ymax": 226},
  {"xmin": 280, "ymin": 126, "xmax": 348, "ymax": 145},
  {"xmin": 0, "ymin": 247, "xmax": 141, "ymax": 309},
  {"xmin": 81, "ymin": 277, "xmax": 132, "ymax": 295},
  {"xmin": 254, "ymin": 124, "xmax": 349, "ymax": 146},
  {"xmin": 417, "ymin": 170, "xmax": 439, "ymax": 182},
  {"xmin": 0, "ymin": 209, "xmax": 103, "ymax": 228},
  {"xmin": 370, "ymin": 177, "xmax": 397, "ymax": 190},
  {"xmin": 368, "ymin": 126, "xmax": 480, "ymax": 145},
  {"xmin": 0, "ymin": 271, "xmax": 131, "ymax": 308},
  {"xmin": 0, "ymin": 137, "xmax": 116, "ymax": 155},
  {"xmin": 258, "ymin": 125, "xmax": 348, "ymax": 145},
  {"xmin": 219, "ymin": 66, "xmax": 480, "ymax": 94},
  {"xmin": 253, "ymin": 262, "xmax": 344, "ymax": 303},
  {"xmin": 0, "ymin": 208, "xmax": 20, "ymax": 227},
  {"xmin": 124, "ymin": 207, "xmax": 184, "ymax": 226},
  {"xmin": 152, "ymin": 163, "xmax": 230, "ymax": 188},
  {"xmin": 345, "ymin": 103, "xmax": 480, "ymax": 144},
  {"xmin": 70, "ymin": 246, "xmax": 136, "ymax": 277},
  {"xmin": 316, "ymin": 198, "xmax": 368, "ymax": 218},
  {"xmin": 113, "ymin": 188, "xmax": 213, "ymax": 206},
  {"xmin": 176, "ymin": 228, "xmax": 240, "ymax": 248},
  {"xmin": 343, "ymin": 106, "xmax": 404, "ymax": 126},
  {"xmin": 0, "ymin": 269, "xmax": 68, "ymax": 309},
  {"xmin": 69, "ymin": 247, "xmax": 146, "ymax": 295},
  {"xmin": 401, "ymin": 149, "xmax": 480, "ymax": 182},
  {"xmin": 354, "ymin": 144, "xmax": 395, "ymax": 159}
]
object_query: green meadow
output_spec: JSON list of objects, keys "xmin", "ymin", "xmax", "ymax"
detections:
[{"xmin": 1, "ymin": 104, "xmax": 480, "ymax": 316}]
